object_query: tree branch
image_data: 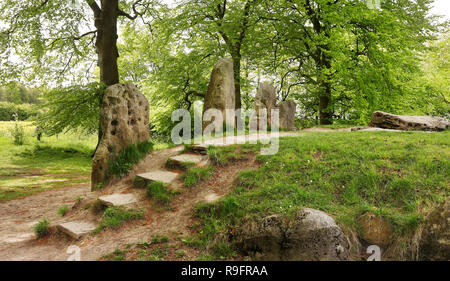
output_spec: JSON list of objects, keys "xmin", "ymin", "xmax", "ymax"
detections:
[{"xmin": 86, "ymin": 0, "xmax": 101, "ymax": 17}]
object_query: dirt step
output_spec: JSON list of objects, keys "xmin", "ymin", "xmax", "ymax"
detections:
[
  {"xmin": 57, "ymin": 221, "xmax": 96, "ymax": 240},
  {"xmin": 136, "ymin": 170, "xmax": 179, "ymax": 185},
  {"xmin": 98, "ymin": 194, "xmax": 137, "ymax": 207},
  {"xmin": 167, "ymin": 154, "xmax": 209, "ymax": 170}
]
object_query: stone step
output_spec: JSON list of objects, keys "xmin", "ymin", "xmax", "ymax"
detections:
[
  {"xmin": 192, "ymin": 144, "xmax": 208, "ymax": 154},
  {"xmin": 98, "ymin": 193, "xmax": 137, "ymax": 207},
  {"xmin": 58, "ymin": 221, "xmax": 96, "ymax": 240},
  {"xmin": 167, "ymin": 154, "xmax": 209, "ymax": 170},
  {"xmin": 136, "ymin": 170, "xmax": 179, "ymax": 185}
]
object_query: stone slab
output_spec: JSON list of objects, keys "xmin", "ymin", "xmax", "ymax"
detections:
[
  {"xmin": 98, "ymin": 193, "xmax": 137, "ymax": 207},
  {"xmin": 58, "ymin": 221, "xmax": 96, "ymax": 240},
  {"xmin": 169, "ymin": 154, "xmax": 207, "ymax": 165},
  {"xmin": 136, "ymin": 170, "xmax": 179, "ymax": 185}
]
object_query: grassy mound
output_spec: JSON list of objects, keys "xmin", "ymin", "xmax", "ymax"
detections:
[{"xmin": 194, "ymin": 130, "xmax": 449, "ymax": 258}]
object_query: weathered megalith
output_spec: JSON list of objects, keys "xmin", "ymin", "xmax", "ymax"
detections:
[
  {"xmin": 369, "ymin": 111, "xmax": 450, "ymax": 131},
  {"xmin": 202, "ymin": 58, "xmax": 235, "ymax": 130},
  {"xmin": 419, "ymin": 200, "xmax": 450, "ymax": 261},
  {"xmin": 254, "ymin": 83, "xmax": 278, "ymax": 128},
  {"xmin": 233, "ymin": 208, "xmax": 350, "ymax": 261},
  {"xmin": 91, "ymin": 82, "xmax": 150, "ymax": 190},
  {"xmin": 278, "ymin": 100, "xmax": 296, "ymax": 130}
]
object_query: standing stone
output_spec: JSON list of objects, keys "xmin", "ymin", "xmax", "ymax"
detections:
[
  {"xmin": 254, "ymin": 83, "xmax": 278, "ymax": 128},
  {"xmin": 203, "ymin": 58, "xmax": 235, "ymax": 130},
  {"xmin": 278, "ymin": 100, "xmax": 296, "ymax": 130},
  {"xmin": 369, "ymin": 111, "xmax": 450, "ymax": 131},
  {"xmin": 91, "ymin": 83, "xmax": 150, "ymax": 190}
]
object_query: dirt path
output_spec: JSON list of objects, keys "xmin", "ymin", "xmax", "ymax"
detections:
[{"xmin": 0, "ymin": 132, "xmax": 294, "ymax": 261}]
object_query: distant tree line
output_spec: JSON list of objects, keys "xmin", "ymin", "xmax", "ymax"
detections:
[{"xmin": 0, "ymin": 82, "xmax": 41, "ymax": 121}]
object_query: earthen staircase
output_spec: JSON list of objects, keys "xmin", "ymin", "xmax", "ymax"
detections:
[{"xmin": 57, "ymin": 144, "xmax": 211, "ymax": 240}]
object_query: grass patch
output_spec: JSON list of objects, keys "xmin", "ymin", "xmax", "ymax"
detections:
[
  {"xmin": 108, "ymin": 141, "xmax": 154, "ymax": 179},
  {"xmin": 165, "ymin": 158, "xmax": 195, "ymax": 171},
  {"xmin": 182, "ymin": 166, "xmax": 213, "ymax": 187},
  {"xmin": 193, "ymin": 131, "xmax": 450, "ymax": 256},
  {"xmin": 93, "ymin": 206, "xmax": 145, "ymax": 234},
  {"xmin": 133, "ymin": 175, "xmax": 147, "ymax": 189},
  {"xmin": 146, "ymin": 181, "xmax": 177, "ymax": 207},
  {"xmin": 57, "ymin": 205, "xmax": 69, "ymax": 216},
  {"xmin": 34, "ymin": 219, "xmax": 50, "ymax": 239},
  {"xmin": 103, "ymin": 249, "xmax": 126, "ymax": 261},
  {"xmin": 0, "ymin": 121, "xmax": 95, "ymax": 201}
]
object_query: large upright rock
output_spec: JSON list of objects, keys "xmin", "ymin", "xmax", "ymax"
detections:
[
  {"xmin": 254, "ymin": 83, "xmax": 278, "ymax": 128},
  {"xmin": 91, "ymin": 83, "xmax": 150, "ymax": 190},
  {"xmin": 369, "ymin": 111, "xmax": 450, "ymax": 131},
  {"xmin": 278, "ymin": 100, "xmax": 296, "ymax": 130},
  {"xmin": 233, "ymin": 208, "xmax": 350, "ymax": 261},
  {"xmin": 203, "ymin": 58, "xmax": 235, "ymax": 129}
]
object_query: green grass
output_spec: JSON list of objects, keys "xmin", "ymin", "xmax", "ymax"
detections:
[
  {"xmin": 107, "ymin": 141, "xmax": 154, "ymax": 179},
  {"xmin": 207, "ymin": 145, "xmax": 247, "ymax": 165},
  {"xmin": 194, "ymin": 130, "xmax": 450, "ymax": 252},
  {"xmin": 182, "ymin": 166, "xmax": 213, "ymax": 187},
  {"xmin": 34, "ymin": 219, "xmax": 50, "ymax": 239},
  {"xmin": 58, "ymin": 205, "xmax": 69, "ymax": 216},
  {"xmin": 165, "ymin": 158, "xmax": 195, "ymax": 170},
  {"xmin": 146, "ymin": 181, "xmax": 178, "ymax": 207},
  {"xmin": 103, "ymin": 249, "xmax": 126, "ymax": 261},
  {"xmin": 0, "ymin": 121, "xmax": 95, "ymax": 201},
  {"xmin": 93, "ymin": 206, "xmax": 145, "ymax": 234}
]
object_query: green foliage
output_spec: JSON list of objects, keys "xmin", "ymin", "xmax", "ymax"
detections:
[
  {"xmin": 0, "ymin": 83, "xmax": 41, "ymax": 104},
  {"xmin": 108, "ymin": 141, "xmax": 154, "ymax": 179},
  {"xmin": 146, "ymin": 181, "xmax": 177, "ymax": 207},
  {"xmin": 57, "ymin": 205, "xmax": 69, "ymax": 216},
  {"xmin": 0, "ymin": 102, "xmax": 37, "ymax": 121},
  {"xmin": 34, "ymin": 219, "xmax": 50, "ymax": 239},
  {"xmin": 36, "ymin": 83, "xmax": 106, "ymax": 136},
  {"xmin": 182, "ymin": 166, "xmax": 213, "ymax": 187},
  {"xmin": 94, "ymin": 206, "xmax": 145, "ymax": 234},
  {"xmin": 9, "ymin": 122, "xmax": 25, "ymax": 145}
]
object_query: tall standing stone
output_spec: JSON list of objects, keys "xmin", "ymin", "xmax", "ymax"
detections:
[
  {"xmin": 254, "ymin": 83, "xmax": 278, "ymax": 128},
  {"xmin": 278, "ymin": 100, "xmax": 296, "ymax": 130},
  {"xmin": 91, "ymin": 82, "xmax": 150, "ymax": 190},
  {"xmin": 202, "ymin": 58, "xmax": 235, "ymax": 130}
]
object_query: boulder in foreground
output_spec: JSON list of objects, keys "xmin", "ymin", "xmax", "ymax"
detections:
[
  {"xmin": 233, "ymin": 208, "xmax": 349, "ymax": 261},
  {"xmin": 369, "ymin": 111, "xmax": 449, "ymax": 131}
]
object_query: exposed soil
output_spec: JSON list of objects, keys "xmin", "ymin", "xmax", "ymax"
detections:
[{"xmin": 0, "ymin": 132, "xmax": 276, "ymax": 261}]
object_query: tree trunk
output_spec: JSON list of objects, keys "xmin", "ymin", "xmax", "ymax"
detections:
[
  {"xmin": 319, "ymin": 93, "xmax": 332, "ymax": 125},
  {"xmin": 90, "ymin": 0, "xmax": 120, "ymax": 156},
  {"xmin": 232, "ymin": 55, "xmax": 242, "ymax": 110},
  {"xmin": 96, "ymin": 0, "xmax": 120, "ymax": 86}
]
